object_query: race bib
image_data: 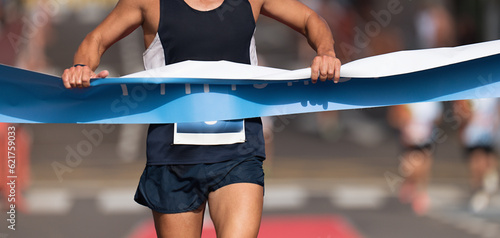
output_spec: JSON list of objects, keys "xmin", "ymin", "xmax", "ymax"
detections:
[{"xmin": 173, "ymin": 120, "xmax": 246, "ymax": 145}]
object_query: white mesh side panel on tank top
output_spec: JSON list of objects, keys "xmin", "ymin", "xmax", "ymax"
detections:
[{"xmin": 143, "ymin": 33, "xmax": 165, "ymax": 70}]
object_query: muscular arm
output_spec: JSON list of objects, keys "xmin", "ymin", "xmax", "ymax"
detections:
[
  {"xmin": 62, "ymin": 0, "xmax": 144, "ymax": 88},
  {"xmin": 260, "ymin": 0, "xmax": 341, "ymax": 83}
]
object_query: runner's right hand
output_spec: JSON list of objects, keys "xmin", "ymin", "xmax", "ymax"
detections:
[{"xmin": 62, "ymin": 65, "xmax": 109, "ymax": 89}]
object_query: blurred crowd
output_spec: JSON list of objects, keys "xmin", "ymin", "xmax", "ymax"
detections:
[
  {"xmin": 288, "ymin": 0, "xmax": 500, "ymax": 215},
  {"xmin": 1, "ymin": 0, "xmax": 500, "ymax": 215}
]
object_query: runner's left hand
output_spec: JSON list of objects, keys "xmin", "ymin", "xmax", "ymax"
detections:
[{"xmin": 311, "ymin": 52, "xmax": 341, "ymax": 84}]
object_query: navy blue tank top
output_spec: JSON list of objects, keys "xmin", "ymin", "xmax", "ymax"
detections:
[{"xmin": 144, "ymin": 0, "xmax": 265, "ymax": 165}]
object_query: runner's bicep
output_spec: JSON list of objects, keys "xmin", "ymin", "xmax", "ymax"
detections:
[
  {"xmin": 90, "ymin": 0, "xmax": 143, "ymax": 52},
  {"xmin": 260, "ymin": 0, "xmax": 315, "ymax": 35}
]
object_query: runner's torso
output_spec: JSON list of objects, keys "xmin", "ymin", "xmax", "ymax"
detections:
[
  {"xmin": 140, "ymin": 0, "xmax": 263, "ymax": 50},
  {"xmin": 143, "ymin": 0, "xmax": 265, "ymax": 165}
]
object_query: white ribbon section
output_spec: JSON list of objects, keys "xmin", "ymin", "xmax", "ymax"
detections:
[{"xmin": 123, "ymin": 40, "xmax": 500, "ymax": 81}]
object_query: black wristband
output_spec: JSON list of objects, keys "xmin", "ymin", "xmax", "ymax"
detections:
[{"xmin": 72, "ymin": 64, "xmax": 87, "ymax": 68}]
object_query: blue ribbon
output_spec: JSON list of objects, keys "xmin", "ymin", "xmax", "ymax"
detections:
[{"xmin": 1, "ymin": 53, "xmax": 500, "ymax": 124}]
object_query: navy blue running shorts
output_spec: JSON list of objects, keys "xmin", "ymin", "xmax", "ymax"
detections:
[{"xmin": 134, "ymin": 156, "xmax": 265, "ymax": 214}]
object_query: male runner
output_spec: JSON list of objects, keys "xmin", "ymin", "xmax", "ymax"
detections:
[{"xmin": 62, "ymin": 0, "xmax": 340, "ymax": 237}]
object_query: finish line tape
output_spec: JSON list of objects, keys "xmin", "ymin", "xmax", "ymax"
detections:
[{"xmin": 1, "ymin": 40, "xmax": 500, "ymax": 124}]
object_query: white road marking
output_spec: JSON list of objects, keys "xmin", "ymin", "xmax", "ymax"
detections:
[
  {"xmin": 427, "ymin": 185, "xmax": 465, "ymax": 209},
  {"xmin": 96, "ymin": 188, "xmax": 149, "ymax": 214},
  {"xmin": 264, "ymin": 185, "xmax": 308, "ymax": 210},
  {"xmin": 203, "ymin": 206, "xmax": 215, "ymax": 230},
  {"xmin": 26, "ymin": 189, "xmax": 72, "ymax": 215},
  {"xmin": 185, "ymin": 84, "xmax": 191, "ymax": 94},
  {"xmin": 330, "ymin": 185, "xmax": 387, "ymax": 209}
]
